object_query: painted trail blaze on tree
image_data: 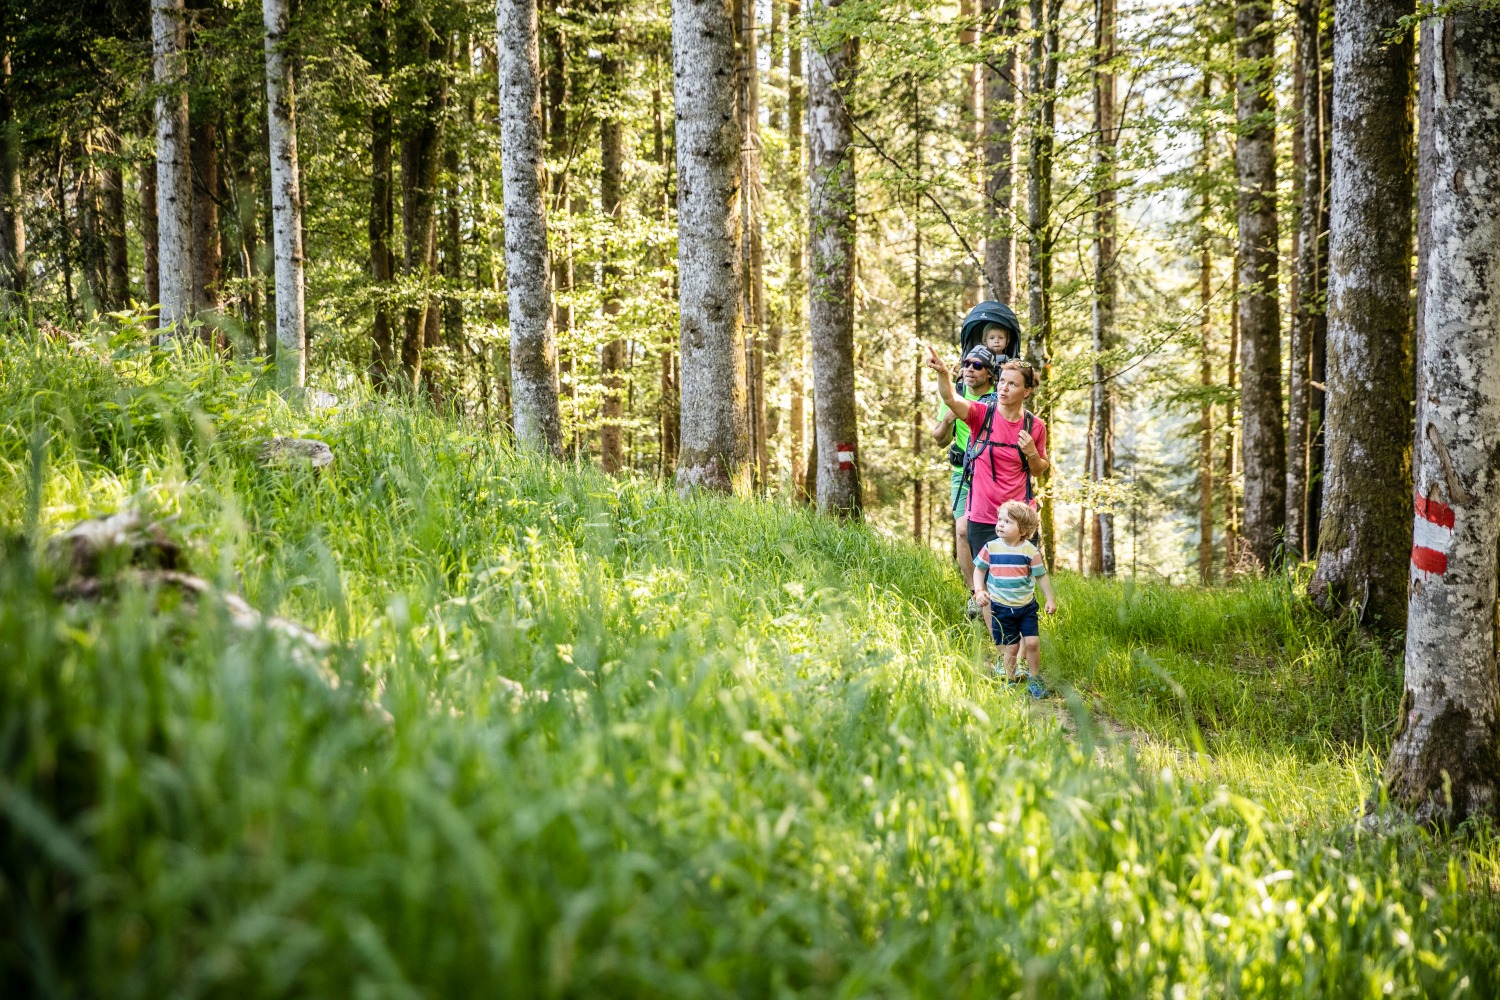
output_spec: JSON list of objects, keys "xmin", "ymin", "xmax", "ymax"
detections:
[
  {"xmin": 1410, "ymin": 495, "xmax": 1452, "ymax": 576},
  {"xmin": 1384, "ymin": 9, "xmax": 1500, "ymax": 825},
  {"xmin": 836, "ymin": 442, "xmax": 854, "ymax": 470}
]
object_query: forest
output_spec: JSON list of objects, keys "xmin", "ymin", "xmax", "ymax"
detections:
[{"xmin": 3, "ymin": 0, "xmax": 1500, "ymax": 994}]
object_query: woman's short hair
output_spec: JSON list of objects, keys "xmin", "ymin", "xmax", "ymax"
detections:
[{"xmin": 1001, "ymin": 358, "xmax": 1037, "ymax": 389}]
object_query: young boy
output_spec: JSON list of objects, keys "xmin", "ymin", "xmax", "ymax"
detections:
[{"xmin": 973, "ymin": 499, "xmax": 1057, "ymax": 697}]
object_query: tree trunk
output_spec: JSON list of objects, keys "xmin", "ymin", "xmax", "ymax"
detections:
[
  {"xmin": 1027, "ymin": 0, "xmax": 1060, "ymax": 561},
  {"xmin": 263, "ymin": 0, "xmax": 306, "ymax": 387},
  {"xmin": 738, "ymin": 0, "xmax": 769, "ymax": 490},
  {"xmin": 912, "ymin": 79, "xmax": 924, "ymax": 541},
  {"xmin": 190, "ymin": 114, "xmax": 221, "ymax": 312},
  {"xmin": 398, "ymin": 11, "xmax": 448, "ymax": 388},
  {"xmin": 1224, "ymin": 258, "xmax": 1241, "ymax": 575},
  {"xmin": 1234, "ymin": 0, "xmax": 1284, "ymax": 570},
  {"xmin": 141, "ymin": 157, "xmax": 159, "ymax": 315},
  {"xmin": 1091, "ymin": 0, "xmax": 1116, "ymax": 576},
  {"xmin": 982, "ymin": 0, "xmax": 1016, "ymax": 304},
  {"xmin": 1384, "ymin": 9, "xmax": 1500, "ymax": 825},
  {"xmin": 600, "ymin": 0, "xmax": 626, "ymax": 472},
  {"xmin": 0, "ymin": 44, "xmax": 22, "ymax": 300},
  {"xmin": 807, "ymin": 0, "xmax": 860, "ymax": 516},
  {"xmin": 788, "ymin": 0, "xmax": 807, "ymax": 496},
  {"xmin": 672, "ymin": 0, "xmax": 749, "ymax": 493},
  {"xmin": 1287, "ymin": 0, "xmax": 1332, "ymax": 560},
  {"xmin": 153, "ymin": 0, "xmax": 192, "ymax": 331},
  {"xmin": 499, "ymin": 0, "xmax": 563, "ymax": 455},
  {"xmin": 368, "ymin": 0, "xmax": 396, "ymax": 383},
  {"xmin": 98, "ymin": 133, "xmax": 128, "ymax": 310},
  {"xmin": 1198, "ymin": 67, "xmax": 1215, "ymax": 586},
  {"xmin": 1308, "ymin": 0, "xmax": 1415, "ymax": 627},
  {"xmin": 544, "ymin": 15, "xmax": 574, "ymax": 449},
  {"xmin": 1306, "ymin": 21, "xmax": 1332, "ymax": 556}
]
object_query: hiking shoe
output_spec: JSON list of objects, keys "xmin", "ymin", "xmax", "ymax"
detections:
[
  {"xmin": 1026, "ymin": 676, "xmax": 1049, "ymax": 700},
  {"xmin": 966, "ymin": 596, "xmax": 981, "ymax": 619}
]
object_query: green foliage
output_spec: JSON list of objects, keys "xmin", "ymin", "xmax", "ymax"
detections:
[{"xmin": 5, "ymin": 330, "xmax": 1500, "ymax": 997}]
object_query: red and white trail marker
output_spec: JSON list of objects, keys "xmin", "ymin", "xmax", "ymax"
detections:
[
  {"xmin": 1412, "ymin": 495, "xmax": 1455, "ymax": 577},
  {"xmin": 836, "ymin": 443, "xmax": 856, "ymax": 471}
]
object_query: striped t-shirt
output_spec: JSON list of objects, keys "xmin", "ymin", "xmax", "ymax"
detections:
[{"xmin": 976, "ymin": 537, "xmax": 1047, "ymax": 607}]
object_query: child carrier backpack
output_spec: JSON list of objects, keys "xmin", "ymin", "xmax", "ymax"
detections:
[{"xmin": 959, "ymin": 403, "xmax": 1035, "ymax": 506}]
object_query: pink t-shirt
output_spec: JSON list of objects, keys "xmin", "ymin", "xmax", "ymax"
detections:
[{"xmin": 962, "ymin": 402, "xmax": 1047, "ymax": 524}]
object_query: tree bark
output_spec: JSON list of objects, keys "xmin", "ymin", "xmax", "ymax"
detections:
[
  {"xmin": 368, "ymin": 0, "xmax": 396, "ymax": 384},
  {"xmin": 264, "ymin": 0, "xmax": 306, "ymax": 387},
  {"xmin": 788, "ymin": 0, "xmax": 807, "ymax": 496},
  {"xmin": 398, "ymin": 16, "xmax": 447, "ymax": 389},
  {"xmin": 153, "ymin": 0, "xmax": 192, "ymax": 331},
  {"xmin": 1224, "ymin": 258, "xmax": 1241, "ymax": 575},
  {"xmin": 982, "ymin": 0, "xmax": 1016, "ymax": 304},
  {"xmin": 1027, "ymin": 0, "xmax": 1060, "ymax": 561},
  {"xmin": 97, "ymin": 130, "xmax": 128, "ymax": 310},
  {"xmin": 1308, "ymin": 0, "xmax": 1414, "ymax": 628},
  {"xmin": 807, "ymin": 0, "xmax": 860, "ymax": 516},
  {"xmin": 1287, "ymin": 0, "xmax": 1332, "ymax": 560},
  {"xmin": 737, "ymin": 0, "xmax": 769, "ymax": 490},
  {"xmin": 0, "ymin": 44, "xmax": 22, "ymax": 300},
  {"xmin": 1091, "ymin": 0, "xmax": 1117, "ymax": 576},
  {"xmin": 499, "ymin": 0, "xmax": 563, "ymax": 455},
  {"xmin": 189, "ymin": 114, "xmax": 221, "ymax": 312},
  {"xmin": 672, "ymin": 0, "xmax": 749, "ymax": 493},
  {"xmin": 1234, "ymin": 0, "xmax": 1285, "ymax": 569},
  {"xmin": 600, "ymin": 0, "xmax": 627, "ymax": 472},
  {"xmin": 141, "ymin": 156, "xmax": 159, "ymax": 315},
  {"xmin": 1385, "ymin": 9, "xmax": 1500, "ymax": 825},
  {"xmin": 1198, "ymin": 66, "xmax": 1215, "ymax": 586},
  {"xmin": 543, "ymin": 14, "xmax": 575, "ymax": 450}
]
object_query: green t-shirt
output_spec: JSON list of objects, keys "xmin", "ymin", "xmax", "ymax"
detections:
[{"xmin": 938, "ymin": 383, "xmax": 989, "ymax": 450}]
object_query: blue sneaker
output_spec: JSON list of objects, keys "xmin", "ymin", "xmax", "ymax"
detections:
[{"xmin": 1026, "ymin": 675, "xmax": 1049, "ymax": 699}]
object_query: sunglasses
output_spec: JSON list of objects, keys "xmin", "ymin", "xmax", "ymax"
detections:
[{"xmin": 961, "ymin": 360, "xmax": 991, "ymax": 371}]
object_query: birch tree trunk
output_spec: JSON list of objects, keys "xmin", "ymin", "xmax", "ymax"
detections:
[
  {"xmin": 1234, "ymin": 0, "xmax": 1284, "ymax": 569},
  {"xmin": 673, "ymin": 0, "xmax": 749, "ymax": 494},
  {"xmin": 153, "ymin": 0, "xmax": 192, "ymax": 332},
  {"xmin": 1385, "ymin": 10, "xmax": 1500, "ymax": 824},
  {"xmin": 1308, "ymin": 0, "xmax": 1414, "ymax": 628},
  {"xmin": 982, "ymin": 0, "xmax": 1016, "ymax": 304},
  {"xmin": 498, "ymin": 0, "xmax": 563, "ymax": 456},
  {"xmin": 1091, "ymin": 0, "xmax": 1116, "ymax": 577},
  {"xmin": 807, "ymin": 0, "xmax": 860, "ymax": 516},
  {"xmin": 263, "ymin": 0, "xmax": 305, "ymax": 388}
]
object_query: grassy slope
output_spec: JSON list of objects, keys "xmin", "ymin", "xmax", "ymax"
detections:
[{"xmin": 3, "ymin": 329, "xmax": 1498, "ymax": 998}]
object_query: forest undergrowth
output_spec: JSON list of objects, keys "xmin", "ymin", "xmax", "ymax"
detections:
[{"xmin": 4, "ymin": 324, "xmax": 1500, "ymax": 997}]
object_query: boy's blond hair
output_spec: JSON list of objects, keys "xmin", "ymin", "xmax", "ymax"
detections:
[{"xmin": 1000, "ymin": 499, "xmax": 1040, "ymax": 538}]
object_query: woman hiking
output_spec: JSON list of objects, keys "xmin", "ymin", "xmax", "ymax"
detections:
[{"xmin": 925, "ymin": 342, "xmax": 1050, "ymax": 580}]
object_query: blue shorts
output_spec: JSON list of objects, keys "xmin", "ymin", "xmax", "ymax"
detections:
[{"xmin": 988, "ymin": 598, "xmax": 1040, "ymax": 647}]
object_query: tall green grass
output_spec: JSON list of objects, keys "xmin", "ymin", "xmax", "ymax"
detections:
[{"xmin": 3, "ymin": 326, "xmax": 1498, "ymax": 997}]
